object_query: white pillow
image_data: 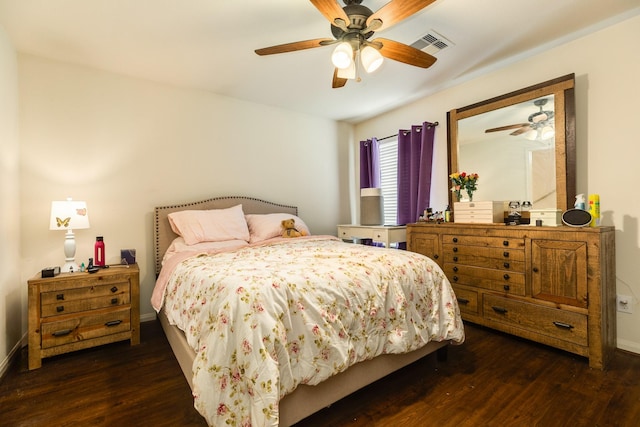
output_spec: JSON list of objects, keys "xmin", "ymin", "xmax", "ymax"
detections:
[
  {"xmin": 245, "ymin": 213, "xmax": 310, "ymax": 243},
  {"xmin": 168, "ymin": 204, "xmax": 250, "ymax": 245},
  {"xmin": 162, "ymin": 237, "xmax": 249, "ymax": 265}
]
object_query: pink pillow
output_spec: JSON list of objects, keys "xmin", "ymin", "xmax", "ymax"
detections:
[
  {"xmin": 245, "ymin": 213, "xmax": 310, "ymax": 243},
  {"xmin": 168, "ymin": 204, "xmax": 250, "ymax": 245}
]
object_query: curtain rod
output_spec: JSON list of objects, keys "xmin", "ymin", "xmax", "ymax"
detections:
[{"xmin": 376, "ymin": 121, "xmax": 439, "ymax": 141}]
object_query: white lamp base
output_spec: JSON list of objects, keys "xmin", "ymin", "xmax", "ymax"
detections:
[
  {"xmin": 61, "ymin": 229, "xmax": 80, "ymax": 273},
  {"xmin": 61, "ymin": 261, "xmax": 80, "ymax": 273}
]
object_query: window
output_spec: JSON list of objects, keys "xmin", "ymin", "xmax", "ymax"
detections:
[{"xmin": 378, "ymin": 137, "xmax": 398, "ymax": 225}]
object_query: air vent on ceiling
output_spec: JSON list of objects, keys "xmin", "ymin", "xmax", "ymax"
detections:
[{"xmin": 410, "ymin": 31, "xmax": 453, "ymax": 55}]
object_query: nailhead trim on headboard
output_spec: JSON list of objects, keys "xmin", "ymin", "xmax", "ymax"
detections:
[{"xmin": 153, "ymin": 196, "xmax": 298, "ymax": 276}]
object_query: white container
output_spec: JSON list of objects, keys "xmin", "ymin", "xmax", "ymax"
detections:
[
  {"xmin": 530, "ymin": 209, "xmax": 562, "ymax": 226},
  {"xmin": 360, "ymin": 188, "xmax": 383, "ymax": 225},
  {"xmin": 454, "ymin": 201, "xmax": 505, "ymax": 224}
]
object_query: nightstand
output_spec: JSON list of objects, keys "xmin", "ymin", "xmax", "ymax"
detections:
[
  {"xmin": 337, "ymin": 224, "xmax": 407, "ymax": 248},
  {"xmin": 27, "ymin": 264, "xmax": 140, "ymax": 370}
]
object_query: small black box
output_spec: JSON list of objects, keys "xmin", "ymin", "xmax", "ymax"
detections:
[{"xmin": 42, "ymin": 266, "xmax": 60, "ymax": 278}]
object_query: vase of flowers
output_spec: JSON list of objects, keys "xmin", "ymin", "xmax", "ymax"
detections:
[{"xmin": 450, "ymin": 172, "xmax": 479, "ymax": 202}]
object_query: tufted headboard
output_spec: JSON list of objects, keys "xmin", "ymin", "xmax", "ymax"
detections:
[{"xmin": 153, "ymin": 196, "xmax": 298, "ymax": 276}]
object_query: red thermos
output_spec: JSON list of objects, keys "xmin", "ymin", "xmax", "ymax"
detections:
[{"xmin": 95, "ymin": 236, "xmax": 105, "ymax": 266}]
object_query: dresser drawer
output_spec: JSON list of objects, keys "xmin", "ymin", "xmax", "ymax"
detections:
[
  {"xmin": 41, "ymin": 283, "xmax": 130, "ymax": 317},
  {"xmin": 483, "ymin": 294, "xmax": 588, "ymax": 347},
  {"xmin": 443, "ymin": 245, "xmax": 524, "ymax": 270},
  {"xmin": 452, "ymin": 286, "xmax": 479, "ymax": 315},
  {"xmin": 442, "ymin": 234, "xmax": 525, "ymax": 250},
  {"xmin": 444, "ymin": 264, "xmax": 525, "ymax": 296},
  {"xmin": 40, "ymin": 306, "xmax": 131, "ymax": 349}
]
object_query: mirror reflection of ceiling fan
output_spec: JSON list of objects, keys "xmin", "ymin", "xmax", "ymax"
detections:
[
  {"xmin": 255, "ymin": 0, "xmax": 438, "ymax": 88},
  {"xmin": 485, "ymin": 98, "xmax": 556, "ymax": 141}
]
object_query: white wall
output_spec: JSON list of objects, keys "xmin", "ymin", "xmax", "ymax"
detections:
[
  {"xmin": 355, "ymin": 15, "xmax": 640, "ymax": 353},
  {"xmin": 17, "ymin": 54, "xmax": 353, "ymax": 324},
  {"xmin": 0, "ymin": 25, "xmax": 21, "ymax": 374}
]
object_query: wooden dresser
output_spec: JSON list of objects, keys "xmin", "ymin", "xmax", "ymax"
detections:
[
  {"xmin": 407, "ymin": 223, "xmax": 616, "ymax": 369},
  {"xmin": 28, "ymin": 265, "xmax": 140, "ymax": 369}
]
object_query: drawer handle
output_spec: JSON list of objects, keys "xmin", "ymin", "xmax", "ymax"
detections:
[
  {"xmin": 503, "ymin": 240, "xmax": 509, "ymax": 246},
  {"xmin": 453, "ymin": 266, "xmax": 459, "ymax": 272},
  {"xmin": 553, "ymin": 321, "xmax": 574, "ymax": 330},
  {"xmin": 503, "ymin": 273, "xmax": 510, "ymax": 280},
  {"xmin": 453, "ymin": 247, "xmax": 458, "ymax": 252},
  {"xmin": 452, "ymin": 276, "xmax": 459, "ymax": 282},
  {"xmin": 533, "ymin": 267, "xmax": 539, "ymax": 273},
  {"xmin": 503, "ymin": 285, "xmax": 510, "ymax": 291},
  {"xmin": 56, "ymin": 294, "xmax": 65, "ymax": 300},
  {"xmin": 56, "ymin": 306, "xmax": 64, "ymax": 313},
  {"xmin": 105, "ymin": 320, "xmax": 122, "ymax": 327},
  {"xmin": 111, "ymin": 298, "xmax": 118, "ymax": 304},
  {"xmin": 452, "ymin": 237, "xmax": 458, "ymax": 243},
  {"xmin": 491, "ymin": 306, "xmax": 508, "ymax": 314},
  {"xmin": 110, "ymin": 286, "xmax": 118, "ymax": 293},
  {"xmin": 457, "ymin": 298, "xmax": 470, "ymax": 305},
  {"xmin": 504, "ymin": 262, "xmax": 510, "ymax": 268},
  {"xmin": 453, "ymin": 256, "xmax": 458, "ymax": 262},
  {"xmin": 52, "ymin": 329, "xmax": 72, "ymax": 337},
  {"xmin": 433, "ymin": 254, "xmax": 439, "ymax": 259},
  {"xmin": 503, "ymin": 252, "xmax": 509, "ymax": 258}
]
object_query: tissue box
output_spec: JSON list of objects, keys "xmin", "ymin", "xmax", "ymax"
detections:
[
  {"xmin": 530, "ymin": 209, "xmax": 562, "ymax": 226},
  {"xmin": 454, "ymin": 201, "xmax": 505, "ymax": 224},
  {"xmin": 120, "ymin": 249, "xmax": 136, "ymax": 265}
]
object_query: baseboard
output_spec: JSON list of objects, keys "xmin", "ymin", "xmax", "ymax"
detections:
[
  {"xmin": 617, "ymin": 339, "xmax": 640, "ymax": 355},
  {"xmin": 140, "ymin": 312, "xmax": 157, "ymax": 322},
  {"xmin": 0, "ymin": 332, "xmax": 28, "ymax": 380}
]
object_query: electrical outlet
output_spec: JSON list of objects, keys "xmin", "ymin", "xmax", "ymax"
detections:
[{"xmin": 617, "ymin": 295, "xmax": 633, "ymax": 314}]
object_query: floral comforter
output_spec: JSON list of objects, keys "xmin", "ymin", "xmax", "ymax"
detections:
[{"xmin": 153, "ymin": 236, "xmax": 464, "ymax": 426}]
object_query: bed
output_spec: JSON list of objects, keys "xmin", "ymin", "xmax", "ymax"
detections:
[{"xmin": 152, "ymin": 196, "xmax": 464, "ymax": 426}]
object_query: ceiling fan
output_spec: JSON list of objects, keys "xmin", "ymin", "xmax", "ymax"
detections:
[
  {"xmin": 255, "ymin": 0, "xmax": 438, "ymax": 88},
  {"xmin": 485, "ymin": 98, "xmax": 555, "ymax": 139}
]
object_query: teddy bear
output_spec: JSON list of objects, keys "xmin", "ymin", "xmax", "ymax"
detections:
[{"xmin": 281, "ymin": 218, "xmax": 307, "ymax": 238}]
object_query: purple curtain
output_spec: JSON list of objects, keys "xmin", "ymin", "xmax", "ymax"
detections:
[
  {"xmin": 397, "ymin": 122, "xmax": 437, "ymax": 224},
  {"xmin": 359, "ymin": 138, "xmax": 380, "ymax": 189}
]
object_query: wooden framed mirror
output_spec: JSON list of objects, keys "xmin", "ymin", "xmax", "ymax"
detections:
[{"xmin": 447, "ymin": 74, "xmax": 576, "ymax": 214}]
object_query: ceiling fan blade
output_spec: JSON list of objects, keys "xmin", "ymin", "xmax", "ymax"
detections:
[
  {"xmin": 332, "ymin": 68, "xmax": 348, "ymax": 88},
  {"xmin": 367, "ymin": 0, "xmax": 436, "ymax": 32},
  {"xmin": 310, "ymin": 0, "xmax": 350, "ymax": 26},
  {"xmin": 374, "ymin": 38, "xmax": 437, "ymax": 68},
  {"xmin": 510, "ymin": 126, "xmax": 531, "ymax": 136},
  {"xmin": 255, "ymin": 38, "xmax": 334, "ymax": 56},
  {"xmin": 485, "ymin": 123, "xmax": 530, "ymax": 133}
]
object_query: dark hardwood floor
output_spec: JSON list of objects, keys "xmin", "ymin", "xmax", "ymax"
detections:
[{"xmin": 1, "ymin": 320, "xmax": 639, "ymax": 426}]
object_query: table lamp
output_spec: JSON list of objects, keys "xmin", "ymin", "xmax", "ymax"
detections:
[{"xmin": 49, "ymin": 198, "xmax": 90, "ymax": 272}]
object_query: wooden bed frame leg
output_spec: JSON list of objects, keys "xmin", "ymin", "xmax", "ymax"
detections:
[{"xmin": 436, "ymin": 346, "xmax": 448, "ymax": 363}]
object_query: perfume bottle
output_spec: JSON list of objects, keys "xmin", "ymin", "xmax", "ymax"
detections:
[{"xmin": 95, "ymin": 236, "xmax": 105, "ymax": 267}]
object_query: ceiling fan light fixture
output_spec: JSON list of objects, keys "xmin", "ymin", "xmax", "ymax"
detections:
[
  {"xmin": 331, "ymin": 42, "xmax": 354, "ymax": 69},
  {"xmin": 361, "ymin": 46, "xmax": 383, "ymax": 73}
]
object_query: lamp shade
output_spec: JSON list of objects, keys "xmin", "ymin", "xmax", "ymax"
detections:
[
  {"xmin": 331, "ymin": 42, "xmax": 354, "ymax": 69},
  {"xmin": 49, "ymin": 199, "xmax": 90, "ymax": 230},
  {"xmin": 361, "ymin": 46, "xmax": 383, "ymax": 73},
  {"xmin": 337, "ymin": 59, "xmax": 356, "ymax": 79}
]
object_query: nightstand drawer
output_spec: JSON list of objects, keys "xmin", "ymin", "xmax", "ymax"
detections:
[
  {"xmin": 41, "ymin": 306, "xmax": 131, "ymax": 349},
  {"xmin": 41, "ymin": 283, "xmax": 130, "ymax": 317}
]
